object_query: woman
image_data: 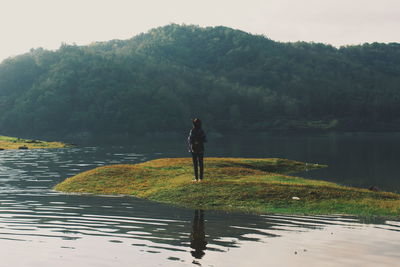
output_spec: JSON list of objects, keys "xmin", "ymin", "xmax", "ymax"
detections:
[{"xmin": 188, "ymin": 118, "xmax": 207, "ymax": 181}]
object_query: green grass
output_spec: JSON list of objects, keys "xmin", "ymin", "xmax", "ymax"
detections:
[
  {"xmin": 0, "ymin": 135, "xmax": 69, "ymax": 150},
  {"xmin": 54, "ymin": 157, "xmax": 400, "ymax": 218}
]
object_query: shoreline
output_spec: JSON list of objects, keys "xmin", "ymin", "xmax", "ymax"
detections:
[
  {"xmin": 0, "ymin": 135, "xmax": 70, "ymax": 150},
  {"xmin": 54, "ymin": 157, "xmax": 400, "ymax": 218}
]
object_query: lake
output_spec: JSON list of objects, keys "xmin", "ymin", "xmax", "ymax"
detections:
[{"xmin": 0, "ymin": 132, "xmax": 399, "ymax": 266}]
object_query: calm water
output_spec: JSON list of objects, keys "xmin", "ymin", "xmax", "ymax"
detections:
[{"xmin": 0, "ymin": 133, "xmax": 399, "ymax": 266}]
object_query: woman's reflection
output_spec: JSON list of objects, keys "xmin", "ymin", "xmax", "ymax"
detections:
[{"xmin": 190, "ymin": 209, "xmax": 207, "ymax": 259}]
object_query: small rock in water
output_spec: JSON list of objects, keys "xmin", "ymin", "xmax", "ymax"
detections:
[
  {"xmin": 292, "ymin": 196, "xmax": 300, "ymax": 200},
  {"xmin": 18, "ymin": 146, "xmax": 28, "ymax": 150}
]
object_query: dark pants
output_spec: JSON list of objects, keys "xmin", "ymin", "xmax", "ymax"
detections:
[{"xmin": 191, "ymin": 152, "xmax": 204, "ymax": 180}]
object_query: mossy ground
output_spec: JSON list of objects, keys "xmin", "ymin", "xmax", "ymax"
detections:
[
  {"xmin": 0, "ymin": 135, "xmax": 68, "ymax": 150},
  {"xmin": 55, "ymin": 158, "xmax": 400, "ymax": 218}
]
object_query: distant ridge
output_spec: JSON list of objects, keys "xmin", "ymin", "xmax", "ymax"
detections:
[{"xmin": 0, "ymin": 24, "xmax": 400, "ymax": 138}]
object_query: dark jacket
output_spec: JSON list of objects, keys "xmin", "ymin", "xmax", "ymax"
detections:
[{"xmin": 188, "ymin": 128, "xmax": 207, "ymax": 153}]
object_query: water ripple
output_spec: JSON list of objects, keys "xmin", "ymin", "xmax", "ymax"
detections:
[{"xmin": 0, "ymin": 146, "xmax": 398, "ymax": 266}]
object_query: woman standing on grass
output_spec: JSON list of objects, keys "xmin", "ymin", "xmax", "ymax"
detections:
[{"xmin": 188, "ymin": 118, "xmax": 207, "ymax": 181}]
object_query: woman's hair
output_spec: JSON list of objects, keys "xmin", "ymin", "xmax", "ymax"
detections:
[{"xmin": 192, "ymin": 118, "xmax": 202, "ymax": 128}]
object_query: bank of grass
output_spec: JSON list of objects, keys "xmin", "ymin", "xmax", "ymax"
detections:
[
  {"xmin": 0, "ymin": 135, "xmax": 69, "ymax": 150},
  {"xmin": 55, "ymin": 158, "xmax": 400, "ymax": 218}
]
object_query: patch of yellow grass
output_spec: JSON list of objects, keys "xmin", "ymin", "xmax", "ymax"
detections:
[
  {"xmin": 54, "ymin": 157, "xmax": 400, "ymax": 218},
  {"xmin": 0, "ymin": 135, "xmax": 68, "ymax": 150}
]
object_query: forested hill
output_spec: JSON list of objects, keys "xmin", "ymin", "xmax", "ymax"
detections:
[{"xmin": 1, "ymin": 24, "xmax": 400, "ymax": 138}]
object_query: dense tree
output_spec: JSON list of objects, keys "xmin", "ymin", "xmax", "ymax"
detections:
[{"xmin": 0, "ymin": 24, "xmax": 400, "ymax": 138}]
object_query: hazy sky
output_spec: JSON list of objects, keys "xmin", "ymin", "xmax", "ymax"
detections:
[{"xmin": 1, "ymin": 0, "xmax": 399, "ymax": 61}]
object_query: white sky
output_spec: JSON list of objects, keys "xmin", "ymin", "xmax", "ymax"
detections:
[{"xmin": 0, "ymin": 0, "xmax": 399, "ymax": 61}]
